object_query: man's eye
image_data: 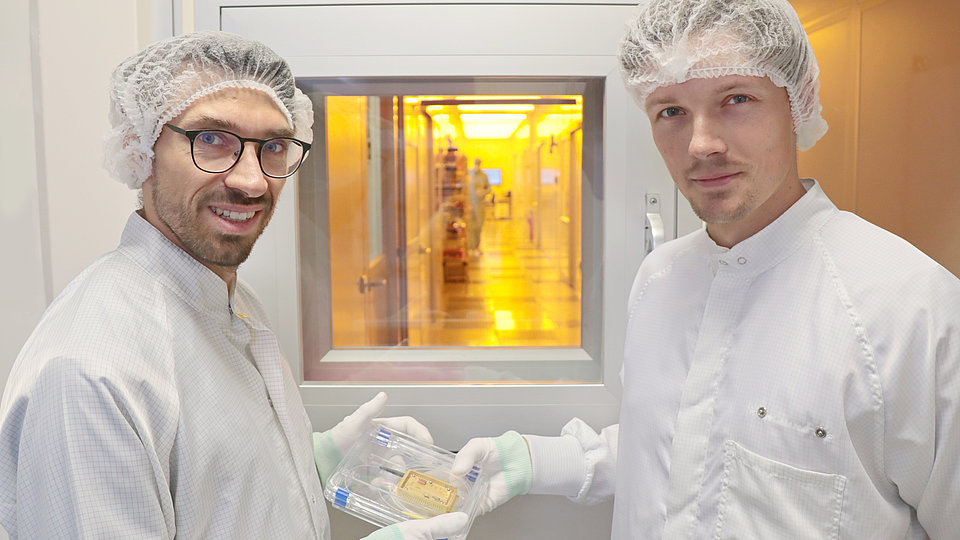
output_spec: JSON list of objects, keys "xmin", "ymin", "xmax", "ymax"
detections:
[
  {"xmin": 263, "ymin": 139, "xmax": 288, "ymax": 154},
  {"xmin": 197, "ymin": 132, "xmax": 226, "ymax": 145},
  {"xmin": 659, "ymin": 107, "xmax": 683, "ymax": 118},
  {"xmin": 728, "ymin": 94, "xmax": 751, "ymax": 105}
]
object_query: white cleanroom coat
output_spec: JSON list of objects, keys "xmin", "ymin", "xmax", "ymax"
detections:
[
  {"xmin": 527, "ymin": 180, "xmax": 960, "ymax": 539},
  {"xmin": 0, "ymin": 213, "xmax": 329, "ymax": 539}
]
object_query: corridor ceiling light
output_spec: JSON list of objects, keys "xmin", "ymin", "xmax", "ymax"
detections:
[
  {"xmin": 461, "ymin": 123, "xmax": 524, "ymax": 139},
  {"xmin": 536, "ymin": 114, "xmax": 582, "ymax": 138},
  {"xmin": 560, "ymin": 104, "xmax": 583, "ymax": 111},
  {"xmin": 457, "ymin": 104, "xmax": 535, "ymax": 112},
  {"xmin": 460, "ymin": 113, "xmax": 527, "ymax": 139},
  {"xmin": 461, "ymin": 113, "xmax": 527, "ymax": 123},
  {"xmin": 543, "ymin": 114, "xmax": 581, "ymax": 121},
  {"xmin": 425, "ymin": 105, "xmax": 445, "ymax": 113}
]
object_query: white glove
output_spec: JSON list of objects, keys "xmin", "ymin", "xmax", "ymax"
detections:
[
  {"xmin": 450, "ymin": 431, "xmax": 532, "ymax": 514},
  {"xmin": 331, "ymin": 392, "xmax": 433, "ymax": 455},
  {"xmin": 314, "ymin": 392, "xmax": 432, "ymax": 485},
  {"xmin": 362, "ymin": 513, "xmax": 469, "ymax": 540}
]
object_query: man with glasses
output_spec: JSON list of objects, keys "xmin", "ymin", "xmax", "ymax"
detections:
[{"xmin": 0, "ymin": 31, "xmax": 465, "ymax": 540}]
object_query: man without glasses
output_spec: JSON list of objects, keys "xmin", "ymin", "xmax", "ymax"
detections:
[{"xmin": 452, "ymin": 1, "xmax": 960, "ymax": 538}]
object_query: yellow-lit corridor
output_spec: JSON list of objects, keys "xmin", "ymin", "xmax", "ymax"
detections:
[{"xmin": 298, "ymin": 82, "xmax": 598, "ymax": 350}]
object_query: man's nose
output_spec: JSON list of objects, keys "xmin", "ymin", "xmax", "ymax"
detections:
[
  {"xmin": 688, "ymin": 115, "xmax": 727, "ymax": 159},
  {"xmin": 224, "ymin": 142, "xmax": 269, "ymax": 197}
]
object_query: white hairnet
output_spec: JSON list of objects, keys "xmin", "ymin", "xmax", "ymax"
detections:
[
  {"xmin": 104, "ymin": 31, "xmax": 314, "ymax": 189},
  {"xmin": 618, "ymin": 0, "xmax": 828, "ymax": 150}
]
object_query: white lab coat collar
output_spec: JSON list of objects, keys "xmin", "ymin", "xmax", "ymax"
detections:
[{"xmin": 703, "ymin": 179, "xmax": 838, "ymax": 278}]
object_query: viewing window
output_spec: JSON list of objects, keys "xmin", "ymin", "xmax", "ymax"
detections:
[{"xmin": 296, "ymin": 78, "xmax": 604, "ymax": 384}]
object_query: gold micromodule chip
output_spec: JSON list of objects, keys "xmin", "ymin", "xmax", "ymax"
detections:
[{"xmin": 394, "ymin": 470, "xmax": 458, "ymax": 513}]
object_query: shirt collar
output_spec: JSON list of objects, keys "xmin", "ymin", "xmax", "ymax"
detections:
[
  {"xmin": 118, "ymin": 212, "xmax": 235, "ymax": 324},
  {"xmin": 703, "ymin": 179, "xmax": 838, "ymax": 277}
]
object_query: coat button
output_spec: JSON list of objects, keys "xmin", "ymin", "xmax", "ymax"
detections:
[
  {"xmin": 757, "ymin": 407, "xmax": 767, "ymax": 418},
  {"xmin": 815, "ymin": 427, "xmax": 827, "ymax": 438}
]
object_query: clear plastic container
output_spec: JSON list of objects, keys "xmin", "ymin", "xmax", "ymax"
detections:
[{"xmin": 324, "ymin": 423, "xmax": 486, "ymax": 540}]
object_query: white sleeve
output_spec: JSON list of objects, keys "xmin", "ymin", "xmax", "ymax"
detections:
[
  {"xmin": 885, "ymin": 277, "xmax": 960, "ymax": 539},
  {"xmin": 0, "ymin": 357, "xmax": 172, "ymax": 539},
  {"xmin": 524, "ymin": 419, "xmax": 618, "ymax": 505}
]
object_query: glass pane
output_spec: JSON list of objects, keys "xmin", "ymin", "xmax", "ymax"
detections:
[{"xmin": 296, "ymin": 78, "xmax": 603, "ymax": 383}]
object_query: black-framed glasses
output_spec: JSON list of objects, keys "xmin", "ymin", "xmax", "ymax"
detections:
[{"xmin": 164, "ymin": 123, "xmax": 311, "ymax": 179}]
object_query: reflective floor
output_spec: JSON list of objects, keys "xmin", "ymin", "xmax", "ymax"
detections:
[{"xmin": 421, "ymin": 213, "xmax": 581, "ymax": 347}]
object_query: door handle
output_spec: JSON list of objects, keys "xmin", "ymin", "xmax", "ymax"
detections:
[
  {"xmin": 357, "ymin": 274, "xmax": 387, "ymax": 294},
  {"xmin": 645, "ymin": 193, "xmax": 665, "ymax": 255}
]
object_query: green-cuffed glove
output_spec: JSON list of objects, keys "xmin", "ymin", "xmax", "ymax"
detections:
[
  {"xmin": 362, "ymin": 513, "xmax": 469, "ymax": 540},
  {"xmin": 450, "ymin": 431, "xmax": 532, "ymax": 514},
  {"xmin": 313, "ymin": 392, "xmax": 433, "ymax": 486}
]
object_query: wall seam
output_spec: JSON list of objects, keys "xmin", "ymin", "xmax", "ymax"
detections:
[
  {"xmin": 803, "ymin": 5, "xmax": 851, "ymax": 33},
  {"xmin": 851, "ymin": 6, "xmax": 863, "ymax": 212},
  {"xmin": 28, "ymin": 0, "xmax": 53, "ymax": 305}
]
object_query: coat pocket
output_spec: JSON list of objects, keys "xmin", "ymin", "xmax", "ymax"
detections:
[{"xmin": 714, "ymin": 440, "xmax": 846, "ymax": 540}]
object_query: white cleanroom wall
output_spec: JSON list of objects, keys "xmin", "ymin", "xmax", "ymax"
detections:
[
  {"xmin": 1, "ymin": 0, "xmax": 47, "ymax": 403},
  {"xmin": 0, "ymin": 5, "xmax": 141, "ymax": 349},
  {"xmin": 1, "ymin": 2, "xmax": 142, "ymax": 536}
]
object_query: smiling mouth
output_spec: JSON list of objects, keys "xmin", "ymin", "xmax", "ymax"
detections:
[{"xmin": 211, "ymin": 206, "xmax": 256, "ymax": 222}]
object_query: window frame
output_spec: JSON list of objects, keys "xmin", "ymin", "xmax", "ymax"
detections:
[
  {"xmin": 295, "ymin": 76, "xmax": 604, "ymax": 384},
  {"xmin": 199, "ymin": 0, "xmax": 691, "ymax": 444}
]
